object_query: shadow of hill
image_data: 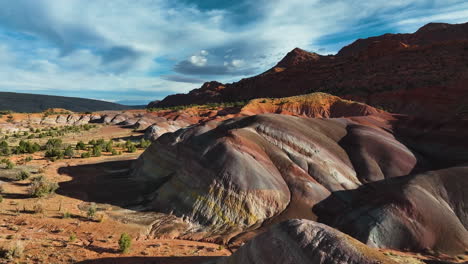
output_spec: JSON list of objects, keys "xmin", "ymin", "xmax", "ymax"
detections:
[
  {"xmin": 56, "ymin": 159, "xmax": 156, "ymax": 208},
  {"xmin": 76, "ymin": 256, "xmax": 220, "ymax": 264}
]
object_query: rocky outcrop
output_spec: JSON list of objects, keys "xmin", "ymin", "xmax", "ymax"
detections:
[
  {"xmin": 314, "ymin": 167, "xmax": 468, "ymax": 255},
  {"xmin": 144, "ymin": 119, "xmax": 192, "ymax": 141},
  {"xmin": 240, "ymin": 93, "xmax": 385, "ymax": 118},
  {"xmin": 153, "ymin": 22, "xmax": 468, "ymax": 119},
  {"xmin": 214, "ymin": 219, "xmax": 397, "ymax": 264}
]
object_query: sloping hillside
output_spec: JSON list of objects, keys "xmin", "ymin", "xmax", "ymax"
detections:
[{"xmin": 0, "ymin": 92, "xmax": 133, "ymax": 112}]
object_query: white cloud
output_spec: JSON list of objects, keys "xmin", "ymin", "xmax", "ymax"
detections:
[{"xmin": 189, "ymin": 55, "xmax": 208, "ymax": 67}]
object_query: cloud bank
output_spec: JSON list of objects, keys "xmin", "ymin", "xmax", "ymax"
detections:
[{"xmin": 0, "ymin": 0, "xmax": 466, "ymax": 103}]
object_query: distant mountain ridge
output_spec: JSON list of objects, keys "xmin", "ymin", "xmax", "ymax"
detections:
[
  {"xmin": 0, "ymin": 92, "xmax": 133, "ymax": 112},
  {"xmin": 152, "ymin": 22, "xmax": 468, "ymax": 118}
]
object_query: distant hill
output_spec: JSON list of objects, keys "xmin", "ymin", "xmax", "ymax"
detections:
[
  {"xmin": 0, "ymin": 92, "xmax": 133, "ymax": 113},
  {"xmin": 153, "ymin": 22, "xmax": 468, "ymax": 118}
]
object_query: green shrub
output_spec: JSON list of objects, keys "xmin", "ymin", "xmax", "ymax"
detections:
[
  {"xmin": 16, "ymin": 170, "xmax": 30, "ymax": 181},
  {"xmin": 5, "ymin": 160, "xmax": 14, "ymax": 169},
  {"xmin": 92, "ymin": 145, "xmax": 102, "ymax": 157},
  {"xmin": 25, "ymin": 156, "xmax": 33, "ymax": 162},
  {"xmin": 75, "ymin": 141, "xmax": 86, "ymax": 150},
  {"xmin": 81, "ymin": 152, "xmax": 91, "ymax": 159},
  {"xmin": 45, "ymin": 149, "xmax": 63, "ymax": 158},
  {"xmin": 118, "ymin": 233, "xmax": 132, "ymax": 253},
  {"xmin": 87, "ymin": 203, "xmax": 97, "ymax": 220},
  {"xmin": 0, "ymin": 140, "xmax": 11, "ymax": 156},
  {"xmin": 104, "ymin": 140, "xmax": 114, "ymax": 152},
  {"xmin": 62, "ymin": 211, "xmax": 71, "ymax": 219},
  {"xmin": 28, "ymin": 176, "xmax": 59, "ymax": 198},
  {"xmin": 64, "ymin": 146, "xmax": 74, "ymax": 159},
  {"xmin": 15, "ymin": 140, "xmax": 40, "ymax": 154},
  {"xmin": 139, "ymin": 139, "xmax": 151, "ymax": 148}
]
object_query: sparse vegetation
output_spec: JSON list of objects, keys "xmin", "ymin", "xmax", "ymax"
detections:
[
  {"xmin": 87, "ymin": 203, "xmax": 97, "ymax": 220},
  {"xmin": 64, "ymin": 146, "xmax": 74, "ymax": 158},
  {"xmin": 16, "ymin": 170, "xmax": 30, "ymax": 181},
  {"xmin": 28, "ymin": 176, "xmax": 59, "ymax": 198},
  {"xmin": 125, "ymin": 141, "xmax": 137, "ymax": 153},
  {"xmin": 92, "ymin": 145, "xmax": 102, "ymax": 157},
  {"xmin": 139, "ymin": 138, "xmax": 151, "ymax": 148},
  {"xmin": 146, "ymin": 101, "xmax": 247, "ymax": 112},
  {"xmin": 62, "ymin": 211, "xmax": 71, "ymax": 219},
  {"xmin": 118, "ymin": 233, "xmax": 132, "ymax": 253},
  {"xmin": 4, "ymin": 160, "xmax": 14, "ymax": 169},
  {"xmin": 75, "ymin": 141, "xmax": 86, "ymax": 150}
]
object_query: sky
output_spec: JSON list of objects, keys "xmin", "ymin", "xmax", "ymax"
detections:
[{"xmin": 0, "ymin": 0, "xmax": 467, "ymax": 105}]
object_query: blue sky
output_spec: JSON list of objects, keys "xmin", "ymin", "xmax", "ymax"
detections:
[{"xmin": 0, "ymin": 0, "xmax": 467, "ymax": 105}]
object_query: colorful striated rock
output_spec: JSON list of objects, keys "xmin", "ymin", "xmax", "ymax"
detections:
[{"xmin": 214, "ymin": 219, "xmax": 398, "ymax": 264}]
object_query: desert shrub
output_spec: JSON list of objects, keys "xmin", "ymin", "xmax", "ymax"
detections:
[
  {"xmin": 45, "ymin": 138, "xmax": 62, "ymax": 150},
  {"xmin": 111, "ymin": 149, "xmax": 118, "ymax": 156},
  {"xmin": 28, "ymin": 176, "xmax": 59, "ymax": 198},
  {"xmin": 104, "ymin": 140, "xmax": 114, "ymax": 152},
  {"xmin": 0, "ymin": 195, "xmax": 3, "ymax": 203},
  {"xmin": 5, "ymin": 160, "xmax": 14, "ymax": 169},
  {"xmin": 81, "ymin": 152, "xmax": 91, "ymax": 158},
  {"xmin": 92, "ymin": 145, "xmax": 102, "ymax": 157},
  {"xmin": 125, "ymin": 141, "xmax": 137, "ymax": 153},
  {"xmin": 69, "ymin": 233, "xmax": 77, "ymax": 242},
  {"xmin": 75, "ymin": 141, "xmax": 86, "ymax": 150},
  {"xmin": 64, "ymin": 146, "xmax": 74, "ymax": 159},
  {"xmin": 87, "ymin": 203, "xmax": 97, "ymax": 220},
  {"xmin": 118, "ymin": 233, "xmax": 132, "ymax": 253},
  {"xmin": 45, "ymin": 149, "xmax": 63, "ymax": 159},
  {"xmin": 88, "ymin": 139, "xmax": 96, "ymax": 146},
  {"xmin": 25, "ymin": 156, "xmax": 33, "ymax": 162},
  {"xmin": 14, "ymin": 141, "xmax": 40, "ymax": 154},
  {"xmin": 83, "ymin": 124, "xmax": 92, "ymax": 130},
  {"xmin": 16, "ymin": 170, "xmax": 30, "ymax": 181},
  {"xmin": 139, "ymin": 139, "xmax": 151, "ymax": 148},
  {"xmin": 62, "ymin": 211, "xmax": 71, "ymax": 219},
  {"xmin": 96, "ymin": 138, "xmax": 105, "ymax": 146},
  {"xmin": 0, "ymin": 141, "xmax": 11, "ymax": 156}
]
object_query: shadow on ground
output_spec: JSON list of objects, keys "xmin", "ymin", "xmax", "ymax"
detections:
[
  {"xmin": 76, "ymin": 256, "xmax": 220, "ymax": 264},
  {"xmin": 56, "ymin": 159, "xmax": 154, "ymax": 208}
]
